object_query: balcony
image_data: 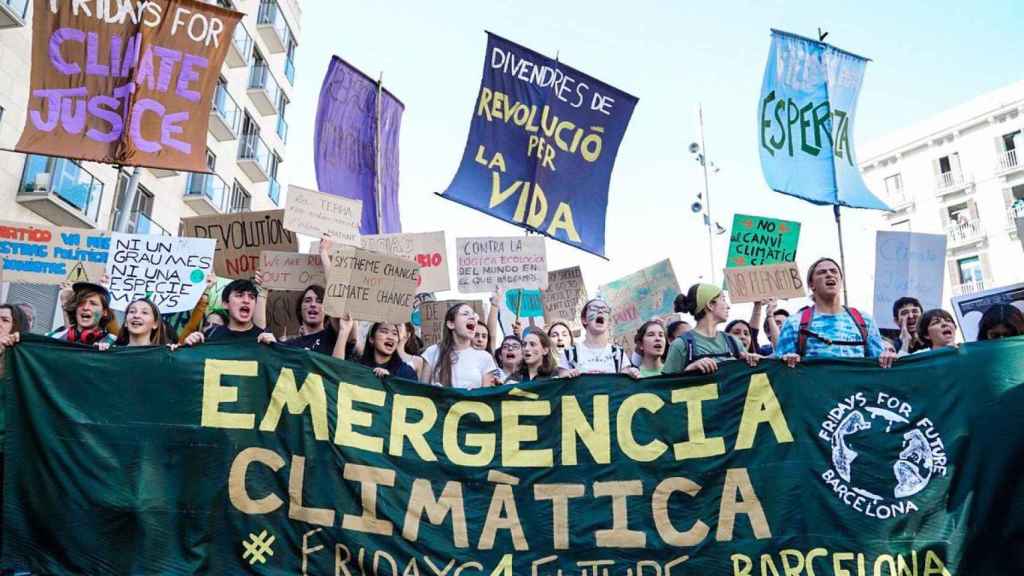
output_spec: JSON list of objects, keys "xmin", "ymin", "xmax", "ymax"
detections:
[
  {"xmin": 17, "ymin": 155, "xmax": 104, "ymax": 227},
  {"xmin": 209, "ymin": 83, "xmax": 240, "ymax": 141},
  {"xmin": 934, "ymin": 171, "xmax": 972, "ymax": 197},
  {"xmin": 147, "ymin": 166, "xmax": 177, "ymax": 178},
  {"xmin": 276, "ymin": 114, "xmax": 288, "ymax": 144},
  {"xmin": 247, "ymin": 64, "xmax": 283, "ymax": 116},
  {"xmin": 1007, "ymin": 203, "xmax": 1024, "ymax": 234},
  {"xmin": 0, "ymin": 0, "xmax": 29, "ymax": 28},
  {"xmin": 952, "ymin": 280, "xmax": 985, "ymax": 298},
  {"xmin": 226, "ymin": 22, "xmax": 252, "ymax": 68},
  {"xmin": 997, "ymin": 149, "xmax": 1023, "ymax": 176},
  {"xmin": 126, "ymin": 212, "xmax": 171, "ymax": 236},
  {"xmin": 268, "ymin": 179, "xmax": 281, "ymax": 205},
  {"xmin": 238, "ymin": 132, "xmax": 271, "ymax": 182},
  {"xmin": 946, "ymin": 219, "xmax": 986, "ymax": 249},
  {"xmin": 184, "ymin": 172, "xmax": 228, "ymax": 215},
  {"xmin": 284, "ymin": 56, "xmax": 296, "ymax": 85},
  {"xmin": 257, "ymin": 0, "xmax": 291, "ymax": 54}
]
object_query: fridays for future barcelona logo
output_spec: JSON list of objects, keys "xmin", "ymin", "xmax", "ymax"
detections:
[{"xmin": 818, "ymin": 391, "xmax": 949, "ymax": 519}]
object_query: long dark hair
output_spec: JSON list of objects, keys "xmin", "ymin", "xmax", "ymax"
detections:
[
  {"xmin": 978, "ymin": 304, "xmax": 1024, "ymax": 340},
  {"xmin": 403, "ymin": 322, "xmax": 423, "ymax": 355},
  {"xmin": 725, "ymin": 319, "xmax": 757, "ymax": 353},
  {"xmin": 546, "ymin": 321, "xmax": 574, "ymax": 348},
  {"xmin": 114, "ymin": 299, "xmax": 168, "ymax": 346},
  {"xmin": 0, "ymin": 304, "xmax": 29, "ymax": 336},
  {"xmin": 361, "ymin": 323, "xmax": 405, "ymax": 372},
  {"xmin": 519, "ymin": 327, "xmax": 559, "ymax": 380},
  {"xmin": 432, "ymin": 303, "xmax": 470, "ymax": 387},
  {"xmin": 634, "ymin": 319, "xmax": 666, "ymax": 359},
  {"xmin": 675, "ymin": 284, "xmax": 711, "ymax": 322}
]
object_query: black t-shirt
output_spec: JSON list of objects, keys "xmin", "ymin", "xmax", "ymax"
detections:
[
  {"xmin": 281, "ymin": 325, "xmax": 338, "ymax": 355},
  {"xmin": 362, "ymin": 357, "xmax": 418, "ymax": 381},
  {"xmin": 205, "ymin": 325, "xmax": 267, "ymax": 342}
]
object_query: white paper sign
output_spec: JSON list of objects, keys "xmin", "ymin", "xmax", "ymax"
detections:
[
  {"xmin": 456, "ymin": 236, "xmax": 547, "ymax": 293},
  {"xmin": 106, "ymin": 233, "xmax": 216, "ymax": 314},
  {"xmin": 872, "ymin": 231, "xmax": 947, "ymax": 330},
  {"xmin": 283, "ymin": 185, "xmax": 362, "ymax": 245}
]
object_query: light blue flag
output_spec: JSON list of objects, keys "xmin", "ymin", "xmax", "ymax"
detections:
[{"xmin": 758, "ymin": 29, "xmax": 890, "ymax": 210}]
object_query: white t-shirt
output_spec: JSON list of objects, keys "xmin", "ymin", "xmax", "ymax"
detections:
[
  {"xmin": 422, "ymin": 345, "xmax": 498, "ymax": 390},
  {"xmin": 568, "ymin": 342, "xmax": 629, "ymax": 374}
]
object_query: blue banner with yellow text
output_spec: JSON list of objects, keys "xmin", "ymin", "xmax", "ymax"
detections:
[
  {"xmin": 442, "ymin": 33, "xmax": 638, "ymax": 258},
  {"xmin": 758, "ymin": 30, "xmax": 889, "ymax": 210}
]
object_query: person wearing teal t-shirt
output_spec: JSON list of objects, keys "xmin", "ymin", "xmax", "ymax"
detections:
[
  {"xmin": 634, "ymin": 319, "xmax": 666, "ymax": 377},
  {"xmin": 664, "ymin": 283, "xmax": 759, "ymax": 374}
]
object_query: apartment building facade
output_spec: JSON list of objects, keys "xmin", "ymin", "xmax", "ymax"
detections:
[
  {"xmin": 861, "ymin": 80, "xmax": 1024, "ymax": 303},
  {"xmin": 0, "ymin": 0, "xmax": 302, "ymax": 331}
]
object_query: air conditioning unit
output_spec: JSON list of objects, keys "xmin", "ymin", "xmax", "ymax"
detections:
[{"xmin": 33, "ymin": 172, "xmax": 52, "ymax": 193}]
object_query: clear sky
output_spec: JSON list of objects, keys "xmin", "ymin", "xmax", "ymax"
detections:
[{"xmin": 285, "ymin": 0, "xmax": 1023, "ymax": 314}]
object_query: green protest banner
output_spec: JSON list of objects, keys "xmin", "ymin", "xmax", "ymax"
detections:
[
  {"xmin": 726, "ymin": 213, "xmax": 801, "ymax": 268},
  {"xmin": 5, "ymin": 336, "xmax": 1024, "ymax": 574}
]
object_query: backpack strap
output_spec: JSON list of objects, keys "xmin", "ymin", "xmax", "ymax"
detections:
[
  {"xmin": 724, "ymin": 332, "xmax": 742, "ymax": 358},
  {"xmin": 796, "ymin": 306, "xmax": 814, "ymax": 356},
  {"xmin": 682, "ymin": 331, "xmax": 697, "ymax": 364},
  {"xmin": 845, "ymin": 307, "xmax": 870, "ymax": 357}
]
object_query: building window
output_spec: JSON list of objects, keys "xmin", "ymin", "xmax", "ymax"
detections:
[
  {"xmin": 229, "ymin": 180, "xmax": 251, "ymax": 213},
  {"xmin": 206, "ymin": 148, "xmax": 216, "ymax": 171},
  {"xmin": 947, "ymin": 202, "xmax": 970, "ymax": 226},
  {"xmin": 1002, "ymin": 130, "xmax": 1022, "ymax": 152},
  {"xmin": 957, "ymin": 256, "xmax": 983, "ymax": 285},
  {"xmin": 883, "ymin": 173, "xmax": 903, "ymax": 201}
]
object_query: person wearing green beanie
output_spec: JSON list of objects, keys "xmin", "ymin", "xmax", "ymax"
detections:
[{"xmin": 663, "ymin": 283, "xmax": 759, "ymax": 374}]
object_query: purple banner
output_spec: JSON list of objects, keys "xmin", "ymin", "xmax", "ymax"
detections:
[{"xmin": 314, "ymin": 57, "xmax": 404, "ymax": 235}]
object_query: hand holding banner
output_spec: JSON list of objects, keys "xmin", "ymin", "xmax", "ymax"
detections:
[{"xmin": 106, "ymin": 233, "xmax": 215, "ymax": 313}]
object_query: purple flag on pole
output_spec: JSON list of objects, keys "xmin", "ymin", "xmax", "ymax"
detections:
[{"xmin": 314, "ymin": 57, "xmax": 405, "ymax": 234}]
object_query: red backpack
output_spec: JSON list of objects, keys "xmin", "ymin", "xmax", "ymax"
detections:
[{"xmin": 796, "ymin": 306, "xmax": 869, "ymax": 357}]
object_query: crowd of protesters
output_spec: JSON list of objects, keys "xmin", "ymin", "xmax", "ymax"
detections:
[{"xmin": 2, "ymin": 241, "xmax": 1023, "ymax": 391}]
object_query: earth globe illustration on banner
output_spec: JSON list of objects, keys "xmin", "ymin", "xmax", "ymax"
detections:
[{"xmin": 830, "ymin": 407, "xmax": 935, "ymax": 501}]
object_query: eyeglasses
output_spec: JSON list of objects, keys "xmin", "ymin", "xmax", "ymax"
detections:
[{"xmin": 501, "ymin": 343, "xmax": 522, "ymax": 351}]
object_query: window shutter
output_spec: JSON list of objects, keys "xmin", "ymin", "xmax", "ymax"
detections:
[
  {"xmin": 978, "ymin": 253, "xmax": 994, "ymax": 283},
  {"xmin": 947, "ymin": 259, "xmax": 961, "ymax": 285}
]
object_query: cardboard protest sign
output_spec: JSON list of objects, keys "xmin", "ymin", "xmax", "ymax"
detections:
[
  {"xmin": 542, "ymin": 266, "xmax": 588, "ymax": 335},
  {"xmin": 598, "ymin": 259, "xmax": 680, "ymax": 338},
  {"xmin": 15, "ymin": 0, "xmax": 241, "ymax": 172},
  {"xmin": 105, "ymin": 233, "xmax": 215, "ymax": 313},
  {"xmin": 441, "ymin": 33, "xmax": 637, "ymax": 257},
  {"xmin": 952, "ymin": 282, "xmax": 1024, "ymax": 342},
  {"xmin": 726, "ymin": 214, "xmax": 801, "ymax": 268},
  {"xmin": 182, "ymin": 209, "xmax": 297, "ymax": 279},
  {"xmin": 497, "ymin": 289, "xmax": 544, "ymax": 337},
  {"xmin": 258, "ymin": 251, "xmax": 325, "ymax": 292},
  {"xmin": 322, "ymin": 246, "xmax": 419, "ymax": 323},
  {"xmin": 419, "ymin": 299, "xmax": 484, "ymax": 347},
  {"xmin": 724, "ymin": 262, "xmax": 805, "ymax": 304},
  {"xmin": 456, "ymin": 236, "xmax": 547, "ymax": 293},
  {"xmin": 872, "ymin": 231, "xmax": 947, "ymax": 330},
  {"xmin": 0, "ymin": 220, "xmax": 109, "ymax": 285},
  {"xmin": 360, "ymin": 231, "xmax": 450, "ymax": 293},
  {"xmin": 283, "ymin": 185, "xmax": 362, "ymax": 245}
]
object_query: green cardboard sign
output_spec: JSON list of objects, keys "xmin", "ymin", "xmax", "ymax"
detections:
[{"xmin": 726, "ymin": 213, "xmax": 801, "ymax": 268}]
